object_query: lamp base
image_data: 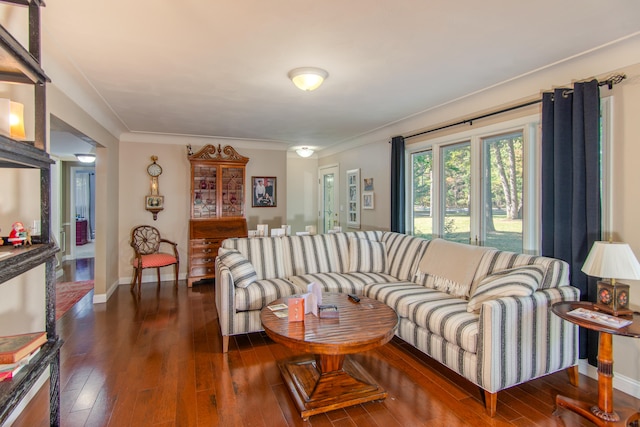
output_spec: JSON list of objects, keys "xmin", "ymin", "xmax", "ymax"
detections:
[{"xmin": 593, "ymin": 303, "xmax": 633, "ymax": 317}]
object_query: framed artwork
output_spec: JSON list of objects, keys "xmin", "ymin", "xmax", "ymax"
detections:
[
  {"xmin": 145, "ymin": 195, "xmax": 164, "ymax": 209},
  {"xmin": 364, "ymin": 178, "xmax": 374, "ymax": 191},
  {"xmin": 346, "ymin": 169, "xmax": 360, "ymax": 229},
  {"xmin": 362, "ymin": 192, "xmax": 374, "ymax": 210},
  {"xmin": 252, "ymin": 176, "xmax": 277, "ymax": 207}
]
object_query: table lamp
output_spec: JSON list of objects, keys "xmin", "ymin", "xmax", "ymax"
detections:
[{"xmin": 581, "ymin": 241, "xmax": 640, "ymax": 316}]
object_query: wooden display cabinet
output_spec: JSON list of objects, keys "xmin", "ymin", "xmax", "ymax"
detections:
[{"xmin": 187, "ymin": 145, "xmax": 249, "ymax": 286}]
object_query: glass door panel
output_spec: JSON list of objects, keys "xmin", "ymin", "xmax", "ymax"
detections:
[
  {"xmin": 441, "ymin": 143, "xmax": 471, "ymax": 244},
  {"xmin": 412, "ymin": 150, "xmax": 433, "ymax": 238},
  {"xmin": 319, "ymin": 165, "xmax": 339, "ymax": 234},
  {"xmin": 193, "ymin": 165, "xmax": 216, "ymax": 218},
  {"xmin": 482, "ymin": 132, "xmax": 523, "ymax": 252},
  {"xmin": 221, "ymin": 167, "xmax": 244, "ymax": 217}
]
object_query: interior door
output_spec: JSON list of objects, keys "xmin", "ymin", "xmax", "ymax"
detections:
[{"xmin": 318, "ymin": 165, "xmax": 339, "ymax": 234}]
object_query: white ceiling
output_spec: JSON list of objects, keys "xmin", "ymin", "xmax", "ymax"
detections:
[{"xmin": 42, "ymin": 0, "xmax": 640, "ymax": 154}]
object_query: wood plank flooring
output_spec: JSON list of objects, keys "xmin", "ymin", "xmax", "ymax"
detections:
[{"xmin": 10, "ymin": 274, "xmax": 640, "ymax": 426}]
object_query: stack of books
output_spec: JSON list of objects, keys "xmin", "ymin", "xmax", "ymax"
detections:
[{"xmin": 0, "ymin": 331, "xmax": 47, "ymax": 381}]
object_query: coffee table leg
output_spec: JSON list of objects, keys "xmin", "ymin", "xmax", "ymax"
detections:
[{"xmin": 279, "ymin": 354, "xmax": 388, "ymax": 419}]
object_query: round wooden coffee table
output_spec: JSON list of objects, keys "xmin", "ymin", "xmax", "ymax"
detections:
[{"xmin": 260, "ymin": 292, "xmax": 398, "ymax": 419}]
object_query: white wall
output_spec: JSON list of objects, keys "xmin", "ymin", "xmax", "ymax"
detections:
[{"xmin": 286, "ymin": 153, "xmax": 318, "ymax": 234}]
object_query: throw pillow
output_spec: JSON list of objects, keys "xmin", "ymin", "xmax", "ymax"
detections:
[
  {"xmin": 347, "ymin": 237, "xmax": 388, "ymax": 273},
  {"xmin": 467, "ymin": 265, "xmax": 544, "ymax": 312},
  {"xmin": 218, "ymin": 248, "xmax": 258, "ymax": 288}
]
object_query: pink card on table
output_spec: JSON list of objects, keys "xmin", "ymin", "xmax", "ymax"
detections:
[{"xmin": 288, "ymin": 298, "xmax": 305, "ymax": 322}]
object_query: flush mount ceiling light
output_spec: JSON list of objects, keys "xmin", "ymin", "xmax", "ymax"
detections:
[
  {"xmin": 75, "ymin": 153, "xmax": 96, "ymax": 163},
  {"xmin": 296, "ymin": 147, "xmax": 314, "ymax": 158},
  {"xmin": 288, "ymin": 67, "xmax": 328, "ymax": 91}
]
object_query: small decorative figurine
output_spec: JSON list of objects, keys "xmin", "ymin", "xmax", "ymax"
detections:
[{"xmin": 7, "ymin": 222, "xmax": 29, "ymax": 247}]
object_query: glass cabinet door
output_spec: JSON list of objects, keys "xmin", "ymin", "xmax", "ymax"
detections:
[
  {"xmin": 193, "ymin": 165, "xmax": 217, "ymax": 218},
  {"xmin": 221, "ymin": 166, "xmax": 244, "ymax": 217}
]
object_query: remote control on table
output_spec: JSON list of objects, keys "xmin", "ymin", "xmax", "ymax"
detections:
[{"xmin": 348, "ymin": 294, "xmax": 360, "ymax": 303}]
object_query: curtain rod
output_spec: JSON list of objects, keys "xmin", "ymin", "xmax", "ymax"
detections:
[{"xmin": 401, "ymin": 74, "xmax": 626, "ymax": 141}]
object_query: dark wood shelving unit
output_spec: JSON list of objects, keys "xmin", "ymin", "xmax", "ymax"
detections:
[{"xmin": 0, "ymin": 1, "xmax": 61, "ymax": 426}]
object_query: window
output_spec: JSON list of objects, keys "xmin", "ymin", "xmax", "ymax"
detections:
[
  {"xmin": 409, "ymin": 116, "xmax": 537, "ymax": 253},
  {"xmin": 482, "ymin": 132, "xmax": 523, "ymax": 253}
]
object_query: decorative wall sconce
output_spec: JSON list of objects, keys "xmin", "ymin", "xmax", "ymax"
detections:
[{"xmin": 0, "ymin": 98, "xmax": 25, "ymax": 139}]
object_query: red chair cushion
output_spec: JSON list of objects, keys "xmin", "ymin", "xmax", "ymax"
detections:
[{"xmin": 132, "ymin": 253, "xmax": 177, "ymax": 268}]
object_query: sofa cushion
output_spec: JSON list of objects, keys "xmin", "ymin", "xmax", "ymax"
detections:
[
  {"xmin": 348, "ymin": 237, "xmax": 388, "ymax": 273},
  {"xmin": 366, "ymin": 281, "xmax": 445, "ymax": 318},
  {"xmin": 472, "ymin": 249, "xmax": 569, "ymax": 290},
  {"xmin": 281, "ymin": 234, "xmax": 341, "ymax": 277},
  {"xmin": 381, "ymin": 232, "xmax": 431, "ymax": 281},
  {"xmin": 404, "ymin": 294, "xmax": 479, "ymax": 354},
  {"xmin": 221, "ymin": 237, "xmax": 286, "ymax": 280},
  {"xmin": 466, "ymin": 265, "xmax": 544, "ymax": 313},
  {"xmin": 234, "ymin": 278, "xmax": 302, "ymax": 312},
  {"xmin": 217, "ymin": 248, "xmax": 258, "ymax": 288},
  {"xmin": 288, "ymin": 272, "xmax": 368, "ymax": 294}
]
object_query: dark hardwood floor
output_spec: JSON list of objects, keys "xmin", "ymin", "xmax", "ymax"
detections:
[{"xmin": 10, "ymin": 265, "xmax": 640, "ymax": 426}]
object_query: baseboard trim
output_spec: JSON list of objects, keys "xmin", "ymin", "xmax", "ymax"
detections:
[{"xmin": 578, "ymin": 359, "xmax": 640, "ymax": 399}]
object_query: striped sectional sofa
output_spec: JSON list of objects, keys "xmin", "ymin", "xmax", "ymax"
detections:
[{"xmin": 215, "ymin": 231, "xmax": 579, "ymax": 416}]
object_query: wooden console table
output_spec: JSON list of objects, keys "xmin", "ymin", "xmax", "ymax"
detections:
[
  {"xmin": 261, "ymin": 293, "xmax": 398, "ymax": 420},
  {"xmin": 552, "ymin": 301, "xmax": 640, "ymax": 426}
]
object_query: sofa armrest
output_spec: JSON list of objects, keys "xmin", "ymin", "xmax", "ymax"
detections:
[
  {"xmin": 476, "ymin": 286, "xmax": 580, "ymax": 393},
  {"xmin": 215, "ymin": 257, "xmax": 236, "ymax": 338}
]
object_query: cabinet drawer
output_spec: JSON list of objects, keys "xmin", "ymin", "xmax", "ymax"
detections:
[
  {"xmin": 190, "ymin": 266, "xmax": 215, "ymax": 277},
  {"xmin": 190, "ymin": 256, "xmax": 215, "ymax": 267},
  {"xmin": 190, "ymin": 238, "xmax": 221, "ymax": 247}
]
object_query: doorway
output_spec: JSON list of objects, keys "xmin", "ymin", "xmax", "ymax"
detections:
[
  {"xmin": 318, "ymin": 164, "xmax": 339, "ymax": 234},
  {"xmin": 50, "ymin": 115, "xmax": 98, "ymax": 281}
]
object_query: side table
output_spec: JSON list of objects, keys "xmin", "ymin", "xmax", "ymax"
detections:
[{"xmin": 552, "ymin": 301, "xmax": 640, "ymax": 426}]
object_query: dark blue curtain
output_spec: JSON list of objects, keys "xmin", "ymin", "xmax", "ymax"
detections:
[
  {"xmin": 541, "ymin": 80, "xmax": 601, "ymax": 365},
  {"xmin": 391, "ymin": 136, "xmax": 405, "ymax": 233}
]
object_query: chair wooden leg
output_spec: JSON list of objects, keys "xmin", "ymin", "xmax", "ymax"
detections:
[
  {"xmin": 174, "ymin": 262, "xmax": 179, "ymax": 287},
  {"xmin": 483, "ymin": 390, "xmax": 497, "ymax": 417},
  {"xmin": 130, "ymin": 267, "xmax": 138, "ymax": 290},
  {"xmin": 222, "ymin": 336, "xmax": 229, "ymax": 353},
  {"xmin": 156, "ymin": 268, "xmax": 161, "ymax": 287},
  {"xmin": 137, "ymin": 267, "xmax": 143, "ymax": 293},
  {"xmin": 567, "ymin": 365, "xmax": 579, "ymax": 387}
]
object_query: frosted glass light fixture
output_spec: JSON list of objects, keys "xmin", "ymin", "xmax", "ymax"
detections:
[
  {"xmin": 75, "ymin": 154, "xmax": 96, "ymax": 163},
  {"xmin": 296, "ymin": 147, "xmax": 314, "ymax": 158},
  {"xmin": 288, "ymin": 67, "xmax": 328, "ymax": 91}
]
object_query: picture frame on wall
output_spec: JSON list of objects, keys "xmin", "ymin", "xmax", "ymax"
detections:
[
  {"xmin": 362, "ymin": 192, "xmax": 374, "ymax": 210},
  {"xmin": 252, "ymin": 176, "xmax": 277, "ymax": 207},
  {"xmin": 346, "ymin": 168, "xmax": 360, "ymax": 229}
]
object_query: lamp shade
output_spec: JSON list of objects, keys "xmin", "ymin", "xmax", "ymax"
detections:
[
  {"xmin": 288, "ymin": 67, "xmax": 328, "ymax": 91},
  {"xmin": 581, "ymin": 241, "xmax": 640, "ymax": 280},
  {"xmin": 296, "ymin": 147, "xmax": 314, "ymax": 158}
]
